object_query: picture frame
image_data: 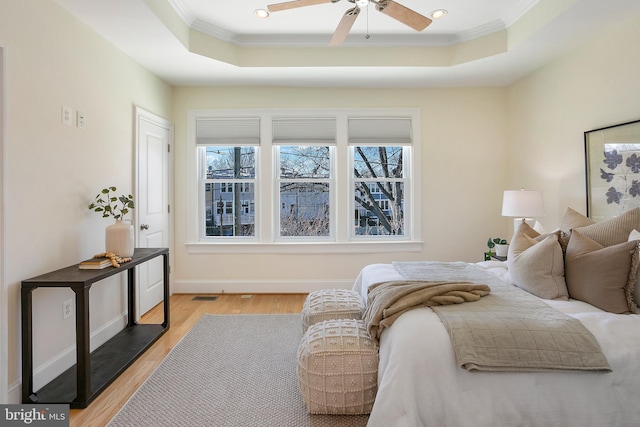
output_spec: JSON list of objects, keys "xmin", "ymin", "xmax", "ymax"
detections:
[{"xmin": 585, "ymin": 119, "xmax": 640, "ymax": 220}]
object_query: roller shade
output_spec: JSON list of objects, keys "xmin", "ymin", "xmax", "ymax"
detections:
[
  {"xmin": 196, "ymin": 118, "xmax": 260, "ymax": 145},
  {"xmin": 272, "ymin": 117, "xmax": 336, "ymax": 145},
  {"xmin": 348, "ymin": 117, "xmax": 412, "ymax": 145}
]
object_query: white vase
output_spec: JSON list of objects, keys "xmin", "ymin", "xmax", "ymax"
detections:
[{"xmin": 105, "ymin": 219, "xmax": 135, "ymax": 257}]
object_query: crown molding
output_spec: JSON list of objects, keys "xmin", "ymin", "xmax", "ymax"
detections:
[
  {"xmin": 503, "ymin": 0, "xmax": 540, "ymax": 27},
  {"xmin": 166, "ymin": 0, "xmax": 196, "ymax": 25},
  {"xmin": 171, "ymin": 0, "xmax": 537, "ymax": 48}
]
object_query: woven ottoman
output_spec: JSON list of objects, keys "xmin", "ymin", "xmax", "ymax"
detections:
[
  {"xmin": 297, "ymin": 319, "xmax": 378, "ymax": 415},
  {"xmin": 301, "ymin": 289, "xmax": 365, "ymax": 332}
]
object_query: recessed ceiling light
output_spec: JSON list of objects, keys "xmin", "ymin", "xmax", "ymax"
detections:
[
  {"xmin": 254, "ymin": 9, "xmax": 270, "ymax": 19},
  {"xmin": 431, "ymin": 9, "xmax": 448, "ymax": 20}
]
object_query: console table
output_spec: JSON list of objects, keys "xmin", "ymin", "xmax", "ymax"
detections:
[{"xmin": 21, "ymin": 247, "xmax": 169, "ymax": 409}]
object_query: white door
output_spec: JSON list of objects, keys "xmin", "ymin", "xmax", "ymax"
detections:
[{"xmin": 135, "ymin": 107, "xmax": 172, "ymax": 317}]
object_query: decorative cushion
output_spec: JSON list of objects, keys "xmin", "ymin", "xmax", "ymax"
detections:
[
  {"xmin": 565, "ymin": 230, "xmax": 639, "ymax": 314},
  {"xmin": 574, "ymin": 207, "xmax": 640, "ymax": 248},
  {"xmin": 558, "ymin": 207, "xmax": 596, "ymax": 251},
  {"xmin": 508, "ymin": 223, "xmax": 568, "ymax": 300},
  {"xmin": 301, "ymin": 289, "xmax": 365, "ymax": 332},
  {"xmin": 297, "ymin": 319, "xmax": 378, "ymax": 415}
]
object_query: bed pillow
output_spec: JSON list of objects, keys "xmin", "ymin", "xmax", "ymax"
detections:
[
  {"xmin": 558, "ymin": 207, "xmax": 596, "ymax": 251},
  {"xmin": 515, "ymin": 221, "xmax": 541, "ymax": 239},
  {"xmin": 565, "ymin": 229, "xmax": 639, "ymax": 314},
  {"xmin": 507, "ymin": 225, "xmax": 568, "ymax": 300},
  {"xmin": 574, "ymin": 207, "xmax": 640, "ymax": 247}
]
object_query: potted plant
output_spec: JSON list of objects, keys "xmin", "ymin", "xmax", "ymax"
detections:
[
  {"xmin": 487, "ymin": 237, "xmax": 509, "ymax": 257},
  {"xmin": 89, "ymin": 187, "xmax": 135, "ymax": 257}
]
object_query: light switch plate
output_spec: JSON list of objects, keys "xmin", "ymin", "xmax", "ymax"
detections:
[{"xmin": 77, "ymin": 110, "xmax": 86, "ymax": 129}]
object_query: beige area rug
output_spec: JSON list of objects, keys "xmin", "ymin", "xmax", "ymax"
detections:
[{"xmin": 108, "ymin": 314, "xmax": 369, "ymax": 427}]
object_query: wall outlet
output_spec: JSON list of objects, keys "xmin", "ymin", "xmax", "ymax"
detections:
[
  {"xmin": 61, "ymin": 106, "xmax": 73, "ymax": 126},
  {"xmin": 63, "ymin": 299, "xmax": 73, "ymax": 319}
]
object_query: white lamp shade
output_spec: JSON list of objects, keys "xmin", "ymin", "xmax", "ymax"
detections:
[{"xmin": 501, "ymin": 190, "xmax": 545, "ymax": 218}]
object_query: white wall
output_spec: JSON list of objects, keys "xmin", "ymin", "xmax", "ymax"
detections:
[
  {"xmin": 506, "ymin": 9, "xmax": 640, "ymax": 233},
  {"xmin": 0, "ymin": 1, "xmax": 172, "ymax": 402},
  {"xmin": 172, "ymin": 86, "xmax": 510, "ymax": 293}
]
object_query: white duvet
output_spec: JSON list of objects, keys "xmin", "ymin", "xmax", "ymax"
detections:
[{"xmin": 353, "ymin": 261, "xmax": 640, "ymax": 427}]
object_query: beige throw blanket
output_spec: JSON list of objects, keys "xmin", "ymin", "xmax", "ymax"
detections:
[
  {"xmin": 363, "ymin": 280, "xmax": 490, "ymax": 342},
  {"xmin": 382, "ymin": 261, "xmax": 611, "ymax": 373}
]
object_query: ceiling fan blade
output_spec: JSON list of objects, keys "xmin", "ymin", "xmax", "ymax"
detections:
[
  {"xmin": 375, "ymin": 0, "xmax": 432, "ymax": 31},
  {"xmin": 267, "ymin": 0, "xmax": 334, "ymax": 12},
  {"xmin": 329, "ymin": 7, "xmax": 360, "ymax": 46}
]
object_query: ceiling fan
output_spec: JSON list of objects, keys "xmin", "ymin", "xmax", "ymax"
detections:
[{"xmin": 266, "ymin": 0, "xmax": 432, "ymax": 46}]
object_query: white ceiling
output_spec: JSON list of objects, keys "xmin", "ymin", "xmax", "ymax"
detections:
[{"xmin": 53, "ymin": 0, "xmax": 640, "ymax": 88}]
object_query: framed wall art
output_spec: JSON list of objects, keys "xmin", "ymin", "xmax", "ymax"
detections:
[{"xmin": 585, "ymin": 119, "xmax": 640, "ymax": 220}]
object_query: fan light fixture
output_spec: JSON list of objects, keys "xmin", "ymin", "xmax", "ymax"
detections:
[
  {"xmin": 254, "ymin": 8, "xmax": 270, "ymax": 18},
  {"xmin": 266, "ymin": 0, "xmax": 432, "ymax": 46},
  {"xmin": 431, "ymin": 9, "xmax": 447, "ymax": 19}
]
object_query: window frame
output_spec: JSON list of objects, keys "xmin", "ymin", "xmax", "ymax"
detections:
[
  {"xmin": 197, "ymin": 145, "xmax": 258, "ymax": 240},
  {"xmin": 186, "ymin": 109, "xmax": 422, "ymax": 254},
  {"xmin": 350, "ymin": 144, "xmax": 411, "ymax": 240},
  {"xmin": 275, "ymin": 144, "xmax": 335, "ymax": 241}
]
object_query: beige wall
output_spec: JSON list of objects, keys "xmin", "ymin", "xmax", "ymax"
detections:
[
  {"xmin": 0, "ymin": 1, "xmax": 172, "ymax": 401},
  {"xmin": 172, "ymin": 87, "xmax": 509, "ymax": 292},
  {"xmin": 2, "ymin": 0, "xmax": 639, "ymax": 407},
  {"xmin": 507, "ymin": 10, "xmax": 640, "ymax": 234}
]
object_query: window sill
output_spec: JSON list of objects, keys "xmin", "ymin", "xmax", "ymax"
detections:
[{"xmin": 185, "ymin": 241, "xmax": 424, "ymax": 254}]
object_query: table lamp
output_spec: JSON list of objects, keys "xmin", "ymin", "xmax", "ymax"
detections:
[{"xmin": 502, "ymin": 188, "xmax": 544, "ymax": 231}]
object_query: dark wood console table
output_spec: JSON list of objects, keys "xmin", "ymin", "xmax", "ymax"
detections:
[{"xmin": 21, "ymin": 247, "xmax": 169, "ymax": 409}]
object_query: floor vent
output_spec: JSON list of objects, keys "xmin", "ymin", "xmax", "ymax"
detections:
[{"xmin": 192, "ymin": 295, "xmax": 218, "ymax": 301}]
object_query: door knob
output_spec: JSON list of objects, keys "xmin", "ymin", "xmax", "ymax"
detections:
[{"xmin": 140, "ymin": 224, "xmax": 150, "ymax": 230}]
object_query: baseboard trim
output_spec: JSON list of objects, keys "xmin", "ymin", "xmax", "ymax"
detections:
[{"xmin": 173, "ymin": 279, "xmax": 354, "ymax": 294}]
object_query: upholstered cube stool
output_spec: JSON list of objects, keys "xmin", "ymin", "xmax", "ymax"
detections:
[
  {"xmin": 301, "ymin": 289, "xmax": 365, "ymax": 332},
  {"xmin": 297, "ymin": 319, "xmax": 378, "ymax": 415}
]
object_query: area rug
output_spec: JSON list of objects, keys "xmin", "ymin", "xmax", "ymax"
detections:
[{"xmin": 108, "ymin": 314, "xmax": 369, "ymax": 427}]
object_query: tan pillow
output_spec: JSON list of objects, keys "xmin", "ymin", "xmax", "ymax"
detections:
[
  {"xmin": 565, "ymin": 230, "xmax": 639, "ymax": 314},
  {"xmin": 574, "ymin": 207, "xmax": 640, "ymax": 247},
  {"xmin": 558, "ymin": 207, "xmax": 596, "ymax": 251},
  {"xmin": 515, "ymin": 221, "xmax": 562, "ymax": 243},
  {"xmin": 515, "ymin": 221, "xmax": 541, "ymax": 239},
  {"xmin": 507, "ymin": 225, "xmax": 568, "ymax": 300}
]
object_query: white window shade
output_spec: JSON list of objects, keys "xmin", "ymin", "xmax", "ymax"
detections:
[
  {"xmin": 196, "ymin": 118, "xmax": 260, "ymax": 145},
  {"xmin": 349, "ymin": 117, "xmax": 412, "ymax": 145},
  {"xmin": 272, "ymin": 117, "xmax": 336, "ymax": 145}
]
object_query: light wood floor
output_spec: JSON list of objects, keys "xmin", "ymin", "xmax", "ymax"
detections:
[{"xmin": 69, "ymin": 293, "xmax": 307, "ymax": 427}]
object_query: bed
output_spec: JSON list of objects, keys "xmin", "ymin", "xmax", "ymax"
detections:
[
  {"xmin": 352, "ymin": 207, "xmax": 640, "ymax": 427},
  {"xmin": 353, "ymin": 260, "xmax": 640, "ymax": 426}
]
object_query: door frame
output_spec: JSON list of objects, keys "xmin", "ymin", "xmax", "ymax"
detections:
[{"xmin": 134, "ymin": 106, "xmax": 173, "ymax": 318}]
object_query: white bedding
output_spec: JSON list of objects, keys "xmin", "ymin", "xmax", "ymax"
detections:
[{"xmin": 353, "ymin": 261, "xmax": 640, "ymax": 427}]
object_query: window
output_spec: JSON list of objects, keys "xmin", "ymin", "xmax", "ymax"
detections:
[
  {"xmin": 196, "ymin": 118, "xmax": 258, "ymax": 237},
  {"xmin": 277, "ymin": 146, "xmax": 332, "ymax": 237},
  {"xmin": 188, "ymin": 109, "xmax": 421, "ymax": 252},
  {"xmin": 273, "ymin": 117, "xmax": 336, "ymax": 239},
  {"xmin": 349, "ymin": 117, "xmax": 411, "ymax": 237}
]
